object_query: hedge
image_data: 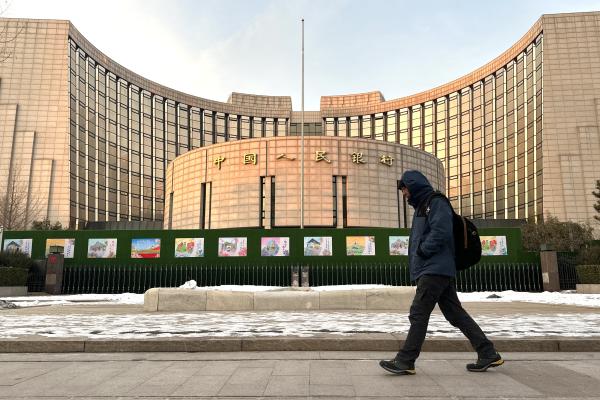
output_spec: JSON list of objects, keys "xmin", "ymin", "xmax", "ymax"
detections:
[
  {"xmin": 0, "ymin": 267, "xmax": 29, "ymax": 287},
  {"xmin": 576, "ymin": 265, "xmax": 600, "ymax": 284}
]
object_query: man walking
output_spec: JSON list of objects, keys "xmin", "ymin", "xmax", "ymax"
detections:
[{"xmin": 380, "ymin": 170, "xmax": 503, "ymax": 375}]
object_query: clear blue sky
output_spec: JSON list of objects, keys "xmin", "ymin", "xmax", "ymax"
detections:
[{"xmin": 5, "ymin": 0, "xmax": 600, "ymax": 109}]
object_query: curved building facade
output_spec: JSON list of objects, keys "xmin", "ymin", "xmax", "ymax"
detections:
[
  {"xmin": 165, "ymin": 137, "xmax": 444, "ymax": 229},
  {"xmin": 1, "ymin": 12, "xmax": 599, "ymax": 230}
]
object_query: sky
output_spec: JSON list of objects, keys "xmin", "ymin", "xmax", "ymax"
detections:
[{"xmin": 4, "ymin": 0, "xmax": 600, "ymax": 110}]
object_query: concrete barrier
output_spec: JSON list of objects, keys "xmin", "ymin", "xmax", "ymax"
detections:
[
  {"xmin": 157, "ymin": 288, "xmax": 208, "ymax": 311},
  {"xmin": 254, "ymin": 290, "xmax": 319, "ymax": 310},
  {"xmin": 576, "ymin": 284, "xmax": 600, "ymax": 294},
  {"xmin": 320, "ymin": 289, "xmax": 367, "ymax": 310},
  {"xmin": 367, "ymin": 287, "xmax": 415, "ymax": 310},
  {"xmin": 144, "ymin": 286, "xmax": 416, "ymax": 312},
  {"xmin": 206, "ymin": 290, "xmax": 254, "ymax": 311},
  {"xmin": 0, "ymin": 286, "xmax": 28, "ymax": 297}
]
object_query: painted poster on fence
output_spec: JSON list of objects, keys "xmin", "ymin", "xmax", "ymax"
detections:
[
  {"xmin": 261, "ymin": 237, "xmax": 290, "ymax": 256},
  {"xmin": 87, "ymin": 238, "xmax": 117, "ymax": 258},
  {"xmin": 131, "ymin": 238, "xmax": 161, "ymax": 259},
  {"xmin": 218, "ymin": 237, "xmax": 247, "ymax": 257},
  {"xmin": 45, "ymin": 238, "xmax": 75, "ymax": 258},
  {"xmin": 346, "ymin": 236, "xmax": 375, "ymax": 256},
  {"xmin": 389, "ymin": 236, "xmax": 410, "ymax": 256},
  {"xmin": 304, "ymin": 237, "xmax": 332, "ymax": 256},
  {"xmin": 174, "ymin": 238, "xmax": 204, "ymax": 257},
  {"xmin": 480, "ymin": 236, "xmax": 508, "ymax": 256},
  {"xmin": 3, "ymin": 239, "xmax": 33, "ymax": 257}
]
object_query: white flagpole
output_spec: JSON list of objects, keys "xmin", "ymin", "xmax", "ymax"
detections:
[{"xmin": 300, "ymin": 18, "xmax": 305, "ymax": 229}]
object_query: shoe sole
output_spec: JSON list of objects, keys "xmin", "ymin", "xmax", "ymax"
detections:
[
  {"xmin": 467, "ymin": 359, "xmax": 504, "ymax": 372},
  {"xmin": 379, "ymin": 362, "xmax": 416, "ymax": 375}
]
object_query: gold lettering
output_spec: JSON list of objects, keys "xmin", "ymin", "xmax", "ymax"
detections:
[
  {"xmin": 315, "ymin": 150, "xmax": 331, "ymax": 163},
  {"xmin": 213, "ymin": 156, "xmax": 226, "ymax": 169}
]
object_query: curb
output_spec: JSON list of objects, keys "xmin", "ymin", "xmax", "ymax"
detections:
[{"xmin": 1, "ymin": 337, "xmax": 599, "ymax": 353}]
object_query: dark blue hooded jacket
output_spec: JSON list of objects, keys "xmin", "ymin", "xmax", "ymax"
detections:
[{"xmin": 400, "ymin": 170, "xmax": 456, "ymax": 281}]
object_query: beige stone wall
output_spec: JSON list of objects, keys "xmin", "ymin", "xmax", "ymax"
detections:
[
  {"xmin": 165, "ymin": 137, "xmax": 444, "ymax": 229},
  {"xmin": 0, "ymin": 19, "xmax": 70, "ymax": 226},
  {"xmin": 542, "ymin": 13, "xmax": 600, "ymax": 230}
]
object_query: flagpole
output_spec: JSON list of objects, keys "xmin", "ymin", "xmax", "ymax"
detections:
[{"xmin": 300, "ymin": 18, "xmax": 305, "ymax": 229}]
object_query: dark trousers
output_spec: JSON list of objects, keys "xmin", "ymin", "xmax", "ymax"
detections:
[{"xmin": 396, "ymin": 274, "xmax": 496, "ymax": 363}]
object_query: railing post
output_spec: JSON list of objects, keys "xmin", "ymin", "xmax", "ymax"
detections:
[
  {"xmin": 291, "ymin": 265, "xmax": 300, "ymax": 287},
  {"xmin": 301, "ymin": 265, "xmax": 310, "ymax": 287},
  {"xmin": 540, "ymin": 250, "xmax": 560, "ymax": 292}
]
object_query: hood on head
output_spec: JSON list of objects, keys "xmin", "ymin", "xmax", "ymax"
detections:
[{"xmin": 400, "ymin": 170, "xmax": 434, "ymax": 209}]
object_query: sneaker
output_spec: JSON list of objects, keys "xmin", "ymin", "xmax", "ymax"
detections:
[
  {"xmin": 466, "ymin": 352, "xmax": 504, "ymax": 372},
  {"xmin": 379, "ymin": 359, "xmax": 416, "ymax": 375}
]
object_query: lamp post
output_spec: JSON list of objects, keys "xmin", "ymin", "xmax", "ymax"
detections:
[{"xmin": 300, "ymin": 18, "xmax": 305, "ymax": 229}]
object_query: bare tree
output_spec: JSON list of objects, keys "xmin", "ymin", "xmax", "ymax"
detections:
[
  {"xmin": 593, "ymin": 179, "xmax": 600, "ymax": 223},
  {"xmin": 0, "ymin": 0, "xmax": 22, "ymax": 64},
  {"xmin": 1, "ymin": 2, "xmax": 31, "ymax": 229},
  {"xmin": 0, "ymin": 165, "xmax": 41, "ymax": 230}
]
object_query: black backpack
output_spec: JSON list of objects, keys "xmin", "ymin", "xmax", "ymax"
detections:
[{"xmin": 418, "ymin": 192, "xmax": 482, "ymax": 270}]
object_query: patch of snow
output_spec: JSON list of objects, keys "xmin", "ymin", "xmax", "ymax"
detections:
[
  {"xmin": 1, "ymin": 293, "xmax": 144, "ymax": 307},
  {"xmin": 2, "ymin": 286, "xmax": 600, "ymax": 308},
  {"xmin": 179, "ymin": 280, "xmax": 197, "ymax": 289},
  {"xmin": 458, "ymin": 290, "xmax": 600, "ymax": 308},
  {"xmin": 0, "ymin": 311, "xmax": 598, "ymax": 339},
  {"xmin": 0, "ymin": 300, "xmax": 18, "ymax": 309},
  {"xmin": 201, "ymin": 285, "xmax": 283, "ymax": 292}
]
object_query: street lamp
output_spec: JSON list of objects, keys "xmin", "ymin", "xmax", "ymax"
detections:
[{"xmin": 300, "ymin": 18, "xmax": 305, "ymax": 229}]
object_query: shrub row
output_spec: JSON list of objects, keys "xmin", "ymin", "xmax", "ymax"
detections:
[
  {"xmin": 0, "ymin": 267, "xmax": 28, "ymax": 287},
  {"xmin": 576, "ymin": 265, "xmax": 600, "ymax": 284}
]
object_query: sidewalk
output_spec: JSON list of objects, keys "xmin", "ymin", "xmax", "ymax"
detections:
[{"xmin": 1, "ymin": 351, "xmax": 599, "ymax": 399}]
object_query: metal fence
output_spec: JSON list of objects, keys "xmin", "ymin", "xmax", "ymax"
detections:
[
  {"xmin": 557, "ymin": 252, "xmax": 578, "ymax": 290},
  {"xmin": 310, "ymin": 262, "xmax": 541, "ymax": 292},
  {"xmin": 61, "ymin": 262, "xmax": 542, "ymax": 294},
  {"xmin": 26, "ymin": 260, "xmax": 47, "ymax": 292}
]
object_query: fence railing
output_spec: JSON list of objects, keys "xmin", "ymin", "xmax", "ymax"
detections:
[
  {"xmin": 557, "ymin": 252, "xmax": 578, "ymax": 290},
  {"xmin": 60, "ymin": 262, "xmax": 542, "ymax": 294}
]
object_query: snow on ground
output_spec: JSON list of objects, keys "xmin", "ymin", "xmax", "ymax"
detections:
[
  {"xmin": 459, "ymin": 290, "xmax": 600, "ymax": 307},
  {"xmin": 2, "ymin": 284, "xmax": 600, "ymax": 308},
  {"xmin": 0, "ymin": 311, "xmax": 598, "ymax": 339},
  {"xmin": 2, "ymin": 284, "xmax": 600, "ymax": 339},
  {"xmin": 0, "ymin": 293, "xmax": 144, "ymax": 307}
]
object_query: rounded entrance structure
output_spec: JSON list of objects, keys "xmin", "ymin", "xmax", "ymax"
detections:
[{"xmin": 165, "ymin": 137, "xmax": 444, "ymax": 229}]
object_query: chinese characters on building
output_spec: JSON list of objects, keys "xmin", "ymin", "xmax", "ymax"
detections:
[{"xmin": 212, "ymin": 150, "xmax": 395, "ymax": 168}]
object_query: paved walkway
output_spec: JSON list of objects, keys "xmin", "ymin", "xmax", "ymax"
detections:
[{"xmin": 0, "ymin": 351, "xmax": 599, "ymax": 399}]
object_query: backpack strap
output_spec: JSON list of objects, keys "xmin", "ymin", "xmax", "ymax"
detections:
[{"xmin": 417, "ymin": 191, "xmax": 447, "ymax": 217}]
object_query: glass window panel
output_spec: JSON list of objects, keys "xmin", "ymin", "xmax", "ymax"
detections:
[
  {"xmin": 386, "ymin": 112, "xmax": 396, "ymax": 143},
  {"xmin": 399, "ymin": 109, "xmax": 409, "ymax": 145},
  {"xmin": 361, "ymin": 115, "xmax": 371, "ymax": 138},
  {"xmin": 337, "ymin": 118, "xmax": 347, "ymax": 137},
  {"xmin": 216, "ymin": 112, "xmax": 226, "ymax": 137},
  {"xmin": 204, "ymin": 110, "xmax": 214, "ymax": 144},
  {"xmin": 191, "ymin": 108, "xmax": 202, "ymax": 148},
  {"xmin": 265, "ymin": 118, "xmax": 274, "ymax": 137},
  {"xmin": 252, "ymin": 117, "xmax": 263, "ymax": 137},
  {"xmin": 411, "ymin": 106, "xmax": 422, "ymax": 149},
  {"xmin": 241, "ymin": 116, "xmax": 251, "ymax": 138},
  {"xmin": 350, "ymin": 117, "xmax": 359, "ymax": 137},
  {"xmin": 229, "ymin": 115, "xmax": 239, "ymax": 140},
  {"xmin": 374, "ymin": 113, "xmax": 384, "ymax": 140},
  {"xmin": 277, "ymin": 118, "xmax": 287, "ymax": 136}
]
